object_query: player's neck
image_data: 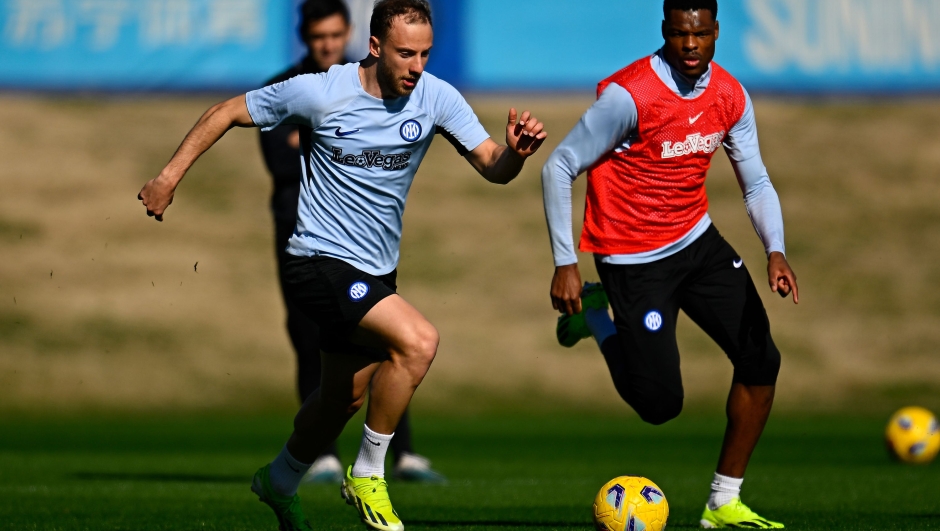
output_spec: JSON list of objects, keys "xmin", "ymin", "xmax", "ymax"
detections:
[{"xmin": 358, "ymin": 58, "xmax": 396, "ymax": 100}]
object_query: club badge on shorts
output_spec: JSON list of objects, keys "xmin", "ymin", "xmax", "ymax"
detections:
[
  {"xmin": 348, "ymin": 281, "xmax": 370, "ymax": 302},
  {"xmin": 644, "ymin": 310, "xmax": 663, "ymax": 332}
]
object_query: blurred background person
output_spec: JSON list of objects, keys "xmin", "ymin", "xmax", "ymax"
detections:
[{"xmin": 258, "ymin": 0, "xmax": 445, "ymax": 484}]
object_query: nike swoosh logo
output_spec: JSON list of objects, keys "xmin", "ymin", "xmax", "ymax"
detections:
[
  {"xmin": 689, "ymin": 112, "xmax": 704, "ymax": 125},
  {"xmin": 733, "ymin": 259, "xmax": 743, "ymax": 269},
  {"xmin": 365, "ymin": 437, "xmax": 381, "ymax": 447},
  {"xmin": 335, "ymin": 127, "xmax": 360, "ymax": 137}
]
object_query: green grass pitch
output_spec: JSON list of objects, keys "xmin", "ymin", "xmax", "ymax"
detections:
[{"xmin": 1, "ymin": 412, "xmax": 937, "ymax": 530}]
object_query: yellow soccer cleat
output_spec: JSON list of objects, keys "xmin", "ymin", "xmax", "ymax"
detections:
[
  {"xmin": 700, "ymin": 498, "xmax": 784, "ymax": 529},
  {"xmin": 341, "ymin": 466, "xmax": 404, "ymax": 531}
]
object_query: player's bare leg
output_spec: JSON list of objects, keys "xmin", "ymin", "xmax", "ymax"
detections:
[
  {"xmin": 251, "ymin": 353, "xmax": 379, "ymax": 531},
  {"xmin": 716, "ymin": 383, "xmax": 776, "ymax": 478},
  {"xmin": 281, "ymin": 294, "xmax": 436, "ymax": 464},
  {"xmin": 256, "ymin": 295, "xmax": 436, "ymax": 530},
  {"xmin": 286, "ymin": 354, "xmax": 381, "ymax": 464},
  {"xmin": 352, "ymin": 295, "xmax": 439, "ymax": 434},
  {"xmin": 700, "ymin": 383, "xmax": 782, "ymax": 529},
  {"xmin": 342, "ymin": 295, "xmax": 438, "ymax": 531}
]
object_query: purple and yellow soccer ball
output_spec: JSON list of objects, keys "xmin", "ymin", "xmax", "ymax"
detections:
[
  {"xmin": 593, "ymin": 476, "xmax": 669, "ymax": 531},
  {"xmin": 885, "ymin": 406, "xmax": 940, "ymax": 464}
]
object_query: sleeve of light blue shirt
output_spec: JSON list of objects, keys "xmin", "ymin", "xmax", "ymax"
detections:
[
  {"xmin": 541, "ymin": 84, "xmax": 638, "ymax": 266},
  {"xmin": 245, "ymin": 74, "xmax": 327, "ymax": 132},
  {"xmin": 430, "ymin": 78, "xmax": 490, "ymax": 153},
  {"xmin": 723, "ymin": 88, "xmax": 786, "ymax": 257}
]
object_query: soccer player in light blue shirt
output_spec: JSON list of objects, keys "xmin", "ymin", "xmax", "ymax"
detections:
[{"xmin": 138, "ymin": 2, "xmax": 547, "ymax": 529}]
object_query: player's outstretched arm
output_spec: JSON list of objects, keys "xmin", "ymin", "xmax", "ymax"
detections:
[
  {"xmin": 138, "ymin": 95, "xmax": 255, "ymax": 221},
  {"xmin": 465, "ymin": 108, "xmax": 546, "ymax": 184},
  {"xmin": 768, "ymin": 252, "xmax": 799, "ymax": 304}
]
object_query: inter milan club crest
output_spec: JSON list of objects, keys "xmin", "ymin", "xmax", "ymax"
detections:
[
  {"xmin": 348, "ymin": 281, "xmax": 370, "ymax": 302},
  {"xmin": 644, "ymin": 310, "xmax": 663, "ymax": 332},
  {"xmin": 400, "ymin": 120, "xmax": 422, "ymax": 142}
]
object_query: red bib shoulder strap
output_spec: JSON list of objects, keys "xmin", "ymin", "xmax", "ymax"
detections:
[{"xmin": 596, "ymin": 56, "xmax": 655, "ymax": 99}]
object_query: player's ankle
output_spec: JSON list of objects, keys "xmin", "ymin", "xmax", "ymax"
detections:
[
  {"xmin": 707, "ymin": 472, "xmax": 743, "ymax": 510},
  {"xmin": 351, "ymin": 424, "xmax": 394, "ymax": 478},
  {"xmin": 269, "ymin": 445, "xmax": 312, "ymax": 497}
]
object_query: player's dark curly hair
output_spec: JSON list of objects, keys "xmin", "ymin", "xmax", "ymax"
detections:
[
  {"xmin": 299, "ymin": 0, "xmax": 350, "ymax": 39},
  {"xmin": 663, "ymin": 0, "xmax": 718, "ymax": 19},
  {"xmin": 370, "ymin": 0, "xmax": 433, "ymax": 40}
]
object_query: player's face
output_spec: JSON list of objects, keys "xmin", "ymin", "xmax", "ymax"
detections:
[
  {"xmin": 661, "ymin": 9, "xmax": 719, "ymax": 78},
  {"xmin": 304, "ymin": 14, "xmax": 351, "ymax": 71},
  {"xmin": 372, "ymin": 17, "xmax": 433, "ymax": 98}
]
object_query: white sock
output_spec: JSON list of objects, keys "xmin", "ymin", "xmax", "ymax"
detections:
[
  {"xmin": 268, "ymin": 446, "xmax": 311, "ymax": 497},
  {"xmin": 351, "ymin": 424, "xmax": 394, "ymax": 478},
  {"xmin": 585, "ymin": 308, "xmax": 617, "ymax": 346},
  {"xmin": 707, "ymin": 473, "xmax": 744, "ymax": 510}
]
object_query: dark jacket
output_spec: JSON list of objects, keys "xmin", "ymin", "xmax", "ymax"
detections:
[{"xmin": 258, "ymin": 57, "xmax": 347, "ymax": 223}]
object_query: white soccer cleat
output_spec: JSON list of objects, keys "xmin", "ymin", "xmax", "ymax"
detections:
[{"xmin": 301, "ymin": 454, "xmax": 344, "ymax": 485}]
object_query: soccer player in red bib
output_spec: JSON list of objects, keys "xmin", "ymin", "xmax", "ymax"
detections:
[{"xmin": 542, "ymin": 1, "xmax": 797, "ymax": 528}]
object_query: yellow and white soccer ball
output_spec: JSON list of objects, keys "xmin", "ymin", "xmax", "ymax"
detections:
[
  {"xmin": 885, "ymin": 406, "xmax": 940, "ymax": 464},
  {"xmin": 593, "ymin": 476, "xmax": 669, "ymax": 531}
]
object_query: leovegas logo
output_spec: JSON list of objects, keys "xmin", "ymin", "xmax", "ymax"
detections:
[{"xmin": 660, "ymin": 131, "xmax": 725, "ymax": 159}]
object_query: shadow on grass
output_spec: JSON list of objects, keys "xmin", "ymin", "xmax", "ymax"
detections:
[
  {"xmin": 409, "ymin": 522, "xmax": 587, "ymax": 529},
  {"xmin": 409, "ymin": 521, "xmax": 698, "ymax": 529},
  {"xmin": 72, "ymin": 472, "xmax": 246, "ymax": 483}
]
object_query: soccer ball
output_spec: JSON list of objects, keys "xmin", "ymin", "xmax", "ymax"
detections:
[
  {"xmin": 885, "ymin": 406, "xmax": 940, "ymax": 464},
  {"xmin": 593, "ymin": 476, "xmax": 669, "ymax": 531}
]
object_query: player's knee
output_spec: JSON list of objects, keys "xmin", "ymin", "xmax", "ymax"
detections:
[
  {"xmin": 317, "ymin": 388, "xmax": 367, "ymax": 417},
  {"xmin": 346, "ymin": 394, "xmax": 367, "ymax": 415},
  {"xmin": 404, "ymin": 322, "xmax": 439, "ymax": 366},
  {"xmin": 732, "ymin": 341, "xmax": 781, "ymax": 386},
  {"xmin": 629, "ymin": 391, "xmax": 683, "ymax": 426},
  {"xmin": 390, "ymin": 321, "xmax": 438, "ymax": 383}
]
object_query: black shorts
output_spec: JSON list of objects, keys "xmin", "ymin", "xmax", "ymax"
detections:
[
  {"xmin": 596, "ymin": 225, "xmax": 780, "ymax": 396},
  {"xmin": 281, "ymin": 255, "xmax": 397, "ymax": 357}
]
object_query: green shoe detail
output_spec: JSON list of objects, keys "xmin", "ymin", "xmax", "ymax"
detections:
[
  {"xmin": 341, "ymin": 466, "xmax": 404, "ymax": 531},
  {"xmin": 251, "ymin": 464, "xmax": 313, "ymax": 531},
  {"xmin": 581, "ymin": 282, "xmax": 609, "ymax": 311},
  {"xmin": 700, "ymin": 498, "xmax": 784, "ymax": 529},
  {"xmin": 556, "ymin": 282, "xmax": 609, "ymax": 348}
]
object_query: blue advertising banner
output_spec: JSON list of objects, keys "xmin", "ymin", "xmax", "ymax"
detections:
[
  {"xmin": 2, "ymin": 0, "xmax": 940, "ymax": 94},
  {"xmin": 723, "ymin": 0, "xmax": 940, "ymax": 93},
  {"xmin": 461, "ymin": 0, "xmax": 940, "ymax": 94},
  {"xmin": 0, "ymin": 0, "xmax": 292, "ymax": 91}
]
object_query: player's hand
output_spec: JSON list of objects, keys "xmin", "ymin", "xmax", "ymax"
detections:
[
  {"xmin": 551, "ymin": 264, "xmax": 583, "ymax": 315},
  {"xmin": 506, "ymin": 108, "xmax": 547, "ymax": 158},
  {"xmin": 768, "ymin": 252, "xmax": 798, "ymax": 304},
  {"xmin": 138, "ymin": 174, "xmax": 177, "ymax": 222}
]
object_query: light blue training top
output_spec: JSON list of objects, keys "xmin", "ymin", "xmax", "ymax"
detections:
[
  {"xmin": 247, "ymin": 62, "xmax": 490, "ymax": 275},
  {"xmin": 542, "ymin": 49, "xmax": 785, "ymax": 267}
]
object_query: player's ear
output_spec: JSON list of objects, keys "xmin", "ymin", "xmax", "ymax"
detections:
[
  {"xmin": 661, "ymin": 19, "xmax": 668, "ymax": 40},
  {"xmin": 369, "ymin": 35, "xmax": 381, "ymax": 58},
  {"xmin": 714, "ymin": 20, "xmax": 719, "ymax": 41}
]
